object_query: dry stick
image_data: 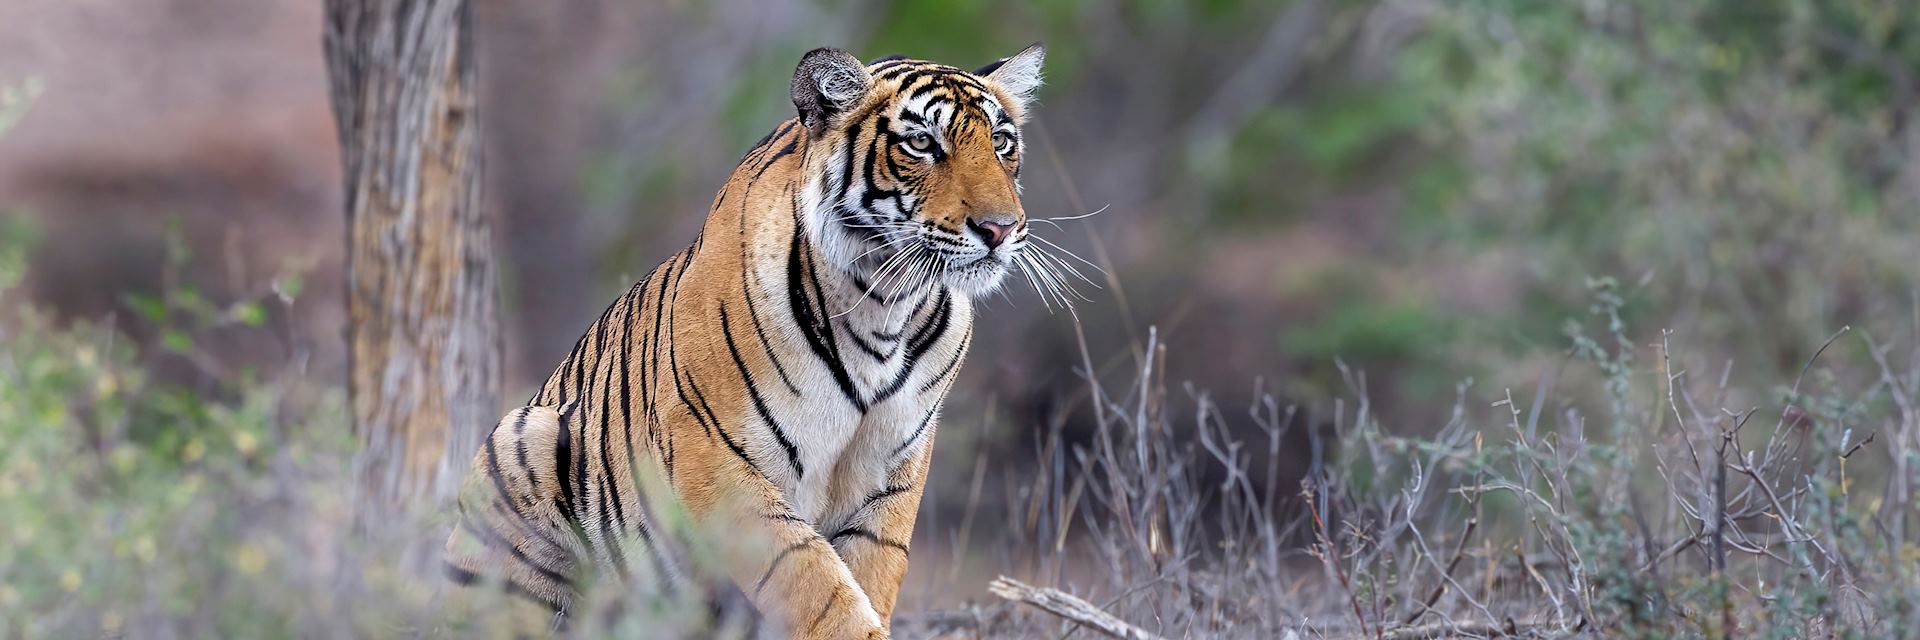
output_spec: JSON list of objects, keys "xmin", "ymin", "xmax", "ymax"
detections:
[
  {"xmin": 1372, "ymin": 619, "xmax": 1552, "ymax": 640},
  {"xmin": 990, "ymin": 576, "xmax": 1166, "ymax": 640},
  {"xmin": 1712, "ymin": 413, "xmax": 1734, "ymax": 635},
  {"xmin": 1308, "ymin": 481, "xmax": 1377, "ymax": 640},
  {"xmin": 1402, "ymin": 516, "xmax": 1480, "ymax": 625}
]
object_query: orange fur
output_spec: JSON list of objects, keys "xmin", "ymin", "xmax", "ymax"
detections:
[{"xmin": 446, "ymin": 45, "xmax": 1045, "ymax": 639}]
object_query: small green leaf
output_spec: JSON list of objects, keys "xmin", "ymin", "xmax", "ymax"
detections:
[
  {"xmin": 230, "ymin": 302, "xmax": 266, "ymax": 327},
  {"xmin": 161, "ymin": 330, "xmax": 193, "ymax": 354},
  {"xmin": 126, "ymin": 294, "xmax": 168, "ymax": 324},
  {"xmin": 272, "ymin": 275, "xmax": 303, "ymax": 305}
]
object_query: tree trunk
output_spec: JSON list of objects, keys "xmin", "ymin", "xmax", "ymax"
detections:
[{"xmin": 323, "ymin": 0, "xmax": 499, "ymax": 504}]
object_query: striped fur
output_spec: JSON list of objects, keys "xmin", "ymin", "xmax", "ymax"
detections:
[{"xmin": 445, "ymin": 44, "xmax": 1046, "ymax": 639}]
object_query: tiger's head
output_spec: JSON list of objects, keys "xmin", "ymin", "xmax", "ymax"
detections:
[{"xmin": 790, "ymin": 44, "xmax": 1046, "ymax": 300}]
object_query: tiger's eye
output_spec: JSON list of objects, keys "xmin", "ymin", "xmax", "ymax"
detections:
[
  {"xmin": 992, "ymin": 131, "xmax": 1013, "ymax": 153},
  {"xmin": 907, "ymin": 132, "xmax": 935, "ymax": 152}
]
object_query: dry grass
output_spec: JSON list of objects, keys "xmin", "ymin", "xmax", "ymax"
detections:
[{"xmin": 898, "ymin": 280, "xmax": 1920, "ymax": 639}]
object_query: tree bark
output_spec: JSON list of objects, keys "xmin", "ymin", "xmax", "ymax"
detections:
[{"xmin": 323, "ymin": 0, "xmax": 499, "ymax": 504}]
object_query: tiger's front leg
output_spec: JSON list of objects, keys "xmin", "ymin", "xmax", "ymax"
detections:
[
  {"xmin": 669, "ymin": 416, "xmax": 888, "ymax": 640},
  {"xmin": 827, "ymin": 439, "xmax": 934, "ymax": 627}
]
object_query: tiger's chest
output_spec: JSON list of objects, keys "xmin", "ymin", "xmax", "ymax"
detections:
[{"xmin": 755, "ymin": 274, "xmax": 973, "ymax": 527}]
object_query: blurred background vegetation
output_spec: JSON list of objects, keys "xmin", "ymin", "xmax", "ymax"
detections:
[{"xmin": 2, "ymin": 0, "xmax": 1919, "ymax": 636}]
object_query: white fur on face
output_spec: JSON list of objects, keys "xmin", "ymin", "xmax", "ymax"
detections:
[{"xmin": 806, "ymin": 73, "xmax": 1031, "ymax": 305}]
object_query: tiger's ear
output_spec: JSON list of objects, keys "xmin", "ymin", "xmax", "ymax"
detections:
[
  {"xmin": 977, "ymin": 42, "xmax": 1045, "ymax": 110},
  {"xmin": 791, "ymin": 48, "xmax": 872, "ymax": 133}
]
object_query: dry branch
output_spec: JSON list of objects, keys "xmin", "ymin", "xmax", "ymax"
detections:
[
  {"xmin": 989, "ymin": 576, "xmax": 1166, "ymax": 640},
  {"xmin": 1375, "ymin": 619, "xmax": 1552, "ymax": 639}
]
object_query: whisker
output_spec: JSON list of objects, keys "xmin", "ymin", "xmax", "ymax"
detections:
[
  {"xmin": 846, "ymin": 234, "xmax": 918, "ymax": 268},
  {"xmin": 1029, "ymin": 249, "xmax": 1098, "ymax": 299},
  {"xmin": 1028, "ymin": 248, "xmax": 1088, "ymax": 305},
  {"xmin": 1016, "ymin": 253, "xmax": 1066, "ymax": 313},
  {"xmin": 840, "ymin": 223, "xmax": 919, "ymax": 232},
  {"xmin": 833, "ymin": 245, "xmax": 920, "ymax": 318},
  {"xmin": 1011, "ymin": 254, "xmax": 1052, "ymax": 312},
  {"xmin": 1027, "ymin": 236, "xmax": 1107, "ymax": 282},
  {"xmin": 829, "ymin": 212, "xmax": 912, "ymax": 223},
  {"xmin": 1031, "ymin": 204, "xmax": 1110, "ymax": 225},
  {"xmin": 883, "ymin": 253, "xmax": 934, "ymax": 328}
]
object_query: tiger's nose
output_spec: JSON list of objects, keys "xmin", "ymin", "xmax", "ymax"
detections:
[{"xmin": 966, "ymin": 216, "xmax": 1018, "ymax": 249}]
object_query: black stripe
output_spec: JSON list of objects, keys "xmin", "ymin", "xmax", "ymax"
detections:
[
  {"xmin": 554, "ymin": 403, "xmax": 597, "ymax": 553},
  {"xmin": 809, "ymin": 590, "xmax": 842, "ymax": 634},
  {"xmin": 616, "ymin": 289, "xmax": 642, "ymax": 485},
  {"xmin": 875, "ymin": 60, "xmax": 928, "ymax": 79},
  {"xmin": 907, "ymin": 79, "xmax": 945, "ymax": 101},
  {"xmin": 919, "ymin": 326, "xmax": 971, "ymax": 394},
  {"xmin": 754, "ymin": 138, "xmax": 798, "ymax": 179},
  {"xmin": 443, "ymin": 562, "xmax": 568, "ymax": 614},
  {"xmin": 482, "ymin": 426, "xmax": 573, "ymax": 556},
  {"xmin": 554, "ymin": 403, "xmax": 576, "ymax": 519},
  {"xmin": 609, "ymin": 280, "xmax": 676, "ymax": 586},
  {"xmin": 613, "ymin": 286, "xmax": 672, "ymax": 581},
  {"xmin": 589, "ymin": 324, "xmax": 631, "ymax": 579},
  {"xmin": 444, "ymin": 561, "xmax": 482, "ymax": 585},
  {"xmin": 662, "ymin": 249, "xmax": 760, "ymax": 479},
  {"xmin": 890, "ymin": 403, "xmax": 940, "ymax": 461},
  {"xmin": 596, "ymin": 471, "xmax": 630, "ymax": 578},
  {"xmin": 859, "ymin": 118, "xmax": 903, "ymax": 209},
  {"xmin": 645, "ymin": 256, "xmax": 677, "ymax": 429},
  {"xmin": 765, "ymin": 511, "xmax": 809, "ymax": 524},
  {"xmin": 828, "ymin": 527, "xmax": 910, "ymax": 554},
  {"xmin": 858, "ymin": 484, "xmax": 911, "ymax": 514},
  {"xmin": 742, "ymin": 267, "xmax": 802, "ymax": 394},
  {"xmin": 460, "ymin": 519, "xmax": 576, "ymax": 587},
  {"xmin": 834, "ymin": 120, "xmax": 861, "ymax": 203},
  {"xmin": 719, "ymin": 304, "xmax": 805, "ymax": 478},
  {"xmin": 738, "ymin": 172, "xmax": 802, "ymax": 396},
  {"xmin": 560, "ymin": 303, "xmax": 615, "ymax": 538},
  {"xmin": 786, "ymin": 224, "xmax": 867, "ymax": 411},
  {"xmin": 670, "ymin": 346, "xmax": 714, "ymax": 438},
  {"xmin": 572, "ymin": 399, "xmax": 590, "ymax": 534},
  {"xmin": 684, "ymin": 369, "xmax": 763, "ymax": 478},
  {"xmin": 511, "ymin": 410, "xmax": 537, "ymax": 496},
  {"xmin": 739, "ymin": 120, "xmax": 796, "ymax": 166},
  {"xmin": 661, "ymin": 421, "xmax": 675, "ymax": 479},
  {"xmin": 755, "ymin": 540, "xmax": 816, "ymax": 594},
  {"xmin": 842, "ymin": 320, "xmax": 890, "ymax": 361},
  {"xmin": 544, "ymin": 327, "xmax": 592, "ymax": 406},
  {"xmin": 870, "ymin": 289, "xmax": 952, "ymax": 404}
]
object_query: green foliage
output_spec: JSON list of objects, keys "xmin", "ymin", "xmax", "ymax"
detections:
[
  {"xmin": 0, "ymin": 230, "xmax": 756, "ymax": 638},
  {"xmin": 0, "ymin": 76, "xmax": 40, "ymax": 136},
  {"xmin": 1404, "ymin": 0, "xmax": 1920, "ymax": 388}
]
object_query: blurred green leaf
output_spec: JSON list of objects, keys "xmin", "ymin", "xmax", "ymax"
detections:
[
  {"xmin": 271, "ymin": 274, "xmax": 303, "ymax": 305},
  {"xmin": 125, "ymin": 294, "xmax": 168, "ymax": 325},
  {"xmin": 161, "ymin": 330, "xmax": 193, "ymax": 355},
  {"xmin": 229, "ymin": 301, "xmax": 266, "ymax": 328}
]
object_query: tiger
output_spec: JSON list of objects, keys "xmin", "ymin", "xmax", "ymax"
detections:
[{"xmin": 444, "ymin": 43, "xmax": 1049, "ymax": 639}]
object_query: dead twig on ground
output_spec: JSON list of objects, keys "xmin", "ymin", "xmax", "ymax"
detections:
[{"xmin": 989, "ymin": 576, "xmax": 1166, "ymax": 640}]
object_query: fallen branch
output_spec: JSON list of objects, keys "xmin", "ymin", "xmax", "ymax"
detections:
[
  {"xmin": 1376, "ymin": 619, "xmax": 1547, "ymax": 639},
  {"xmin": 988, "ymin": 576, "xmax": 1166, "ymax": 640}
]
